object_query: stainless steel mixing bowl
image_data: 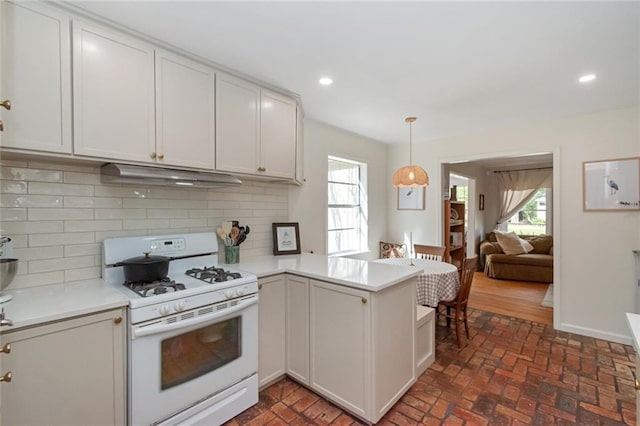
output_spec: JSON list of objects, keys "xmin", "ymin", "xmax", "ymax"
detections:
[{"xmin": 0, "ymin": 259, "xmax": 18, "ymax": 291}]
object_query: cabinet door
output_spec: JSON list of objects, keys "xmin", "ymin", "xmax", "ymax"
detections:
[
  {"xmin": 0, "ymin": 1, "xmax": 72, "ymax": 153},
  {"xmin": 258, "ymin": 275, "xmax": 286, "ymax": 388},
  {"xmin": 260, "ymin": 90, "xmax": 297, "ymax": 179},
  {"xmin": 73, "ymin": 20, "xmax": 155, "ymax": 162},
  {"xmin": 0, "ymin": 309, "xmax": 126, "ymax": 426},
  {"xmin": 309, "ymin": 279, "xmax": 371, "ymax": 418},
  {"xmin": 215, "ymin": 73, "xmax": 259, "ymax": 175},
  {"xmin": 155, "ymin": 50, "xmax": 215, "ymax": 169},
  {"xmin": 286, "ymin": 275, "xmax": 309, "ymax": 385}
]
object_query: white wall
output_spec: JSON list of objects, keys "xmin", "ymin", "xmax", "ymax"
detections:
[
  {"xmin": 289, "ymin": 119, "xmax": 388, "ymax": 260},
  {"xmin": 388, "ymin": 107, "xmax": 640, "ymax": 344}
]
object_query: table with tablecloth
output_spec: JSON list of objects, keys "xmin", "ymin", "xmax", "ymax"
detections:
[{"xmin": 373, "ymin": 258, "xmax": 460, "ymax": 307}]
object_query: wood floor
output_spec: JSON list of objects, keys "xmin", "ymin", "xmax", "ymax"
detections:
[{"xmin": 468, "ymin": 272, "xmax": 553, "ymax": 325}]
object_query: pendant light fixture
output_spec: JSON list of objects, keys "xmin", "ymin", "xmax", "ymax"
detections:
[{"xmin": 392, "ymin": 117, "xmax": 429, "ymax": 187}]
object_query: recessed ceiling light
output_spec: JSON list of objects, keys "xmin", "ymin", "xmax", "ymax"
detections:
[
  {"xmin": 319, "ymin": 77, "xmax": 333, "ymax": 86},
  {"xmin": 578, "ymin": 74, "xmax": 596, "ymax": 83}
]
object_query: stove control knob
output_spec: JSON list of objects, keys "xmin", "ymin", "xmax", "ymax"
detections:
[
  {"xmin": 159, "ymin": 305, "xmax": 171, "ymax": 316},
  {"xmin": 174, "ymin": 301, "xmax": 185, "ymax": 312},
  {"xmin": 225, "ymin": 289, "xmax": 235, "ymax": 299},
  {"xmin": 236, "ymin": 287, "xmax": 245, "ymax": 296}
]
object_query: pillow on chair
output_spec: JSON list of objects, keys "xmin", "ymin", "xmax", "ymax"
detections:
[{"xmin": 380, "ymin": 241, "xmax": 406, "ymax": 258}]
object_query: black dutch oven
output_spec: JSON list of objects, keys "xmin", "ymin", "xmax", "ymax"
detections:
[{"xmin": 116, "ymin": 252, "xmax": 173, "ymax": 283}]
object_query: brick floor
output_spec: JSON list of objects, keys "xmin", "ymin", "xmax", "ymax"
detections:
[{"xmin": 226, "ymin": 308, "xmax": 636, "ymax": 425}]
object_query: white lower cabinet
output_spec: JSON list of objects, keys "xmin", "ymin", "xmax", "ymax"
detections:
[
  {"xmin": 309, "ymin": 279, "xmax": 371, "ymax": 418},
  {"xmin": 258, "ymin": 275, "xmax": 286, "ymax": 388},
  {"xmin": 0, "ymin": 308, "xmax": 126, "ymax": 426},
  {"xmin": 309, "ymin": 277, "xmax": 417, "ymax": 424},
  {"xmin": 285, "ymin": 275, "xmax": 310, "ymax": 385},
  {"xmin": 256, "ymin": 274, "xmax": 416, "ymax": 424}
]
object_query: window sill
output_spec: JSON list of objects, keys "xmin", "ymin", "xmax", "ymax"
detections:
[{"xmin": 328, "ymin": 249, "xmax": 371, "ymax": 258}]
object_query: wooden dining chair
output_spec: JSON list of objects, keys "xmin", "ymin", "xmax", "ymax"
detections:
[
  {"xmin": 414, "ymin": 244, "xmax": 446, "ymax": 261},
  {"xmin": 436, "ymin": 256, "xmax": 478, "ymax": 348}
]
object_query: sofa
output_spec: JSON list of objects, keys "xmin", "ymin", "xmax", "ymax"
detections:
[{"xmin": 479, "ymin": 232, "xmax": 553, "ymax": 283}]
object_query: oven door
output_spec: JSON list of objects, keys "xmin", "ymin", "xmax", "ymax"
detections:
[{"xmin": 129, "ymin": 294, "xmax": 258, "ymax": 426}]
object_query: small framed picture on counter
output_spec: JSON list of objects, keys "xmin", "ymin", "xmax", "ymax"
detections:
[
  {"xmin": 272, "ymin": 222, "xmax": 301, "ymax": 255},
  {"xmin": 397, "ymin": 187, "xmax": 425, "ymax": 210}
]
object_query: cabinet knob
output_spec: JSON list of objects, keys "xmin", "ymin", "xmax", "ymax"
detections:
[
  {"xmin": 258, "ymin": 283, "xmax": 263, "ymax": 290},
  {"xmin": 114, "ymin": 316, "xmax": 123, "ymax": 325},
  {"xmin": 150, "ymin": 152, "xmax": 157, "ymax": 159},
  {"xmin": 0, "ymin": 343, "xmax": 10, "ymax": 354},
  {"xmin": 361, "ymin": 297, "xmax": 367, "ymax": 304},
  {"xmin": 257, "ymin": 167, "xmax": 266, "ymax": 172},
  {"xmin": 0, "ymin": 100, "xmax": 10, "ymax": 110},
  {"xmin": 158, "ymin": 153, "xmax": 165, "ymax": 160},
  {"xmin": 0, "ymin": 371, "xmax": 11, "ymax": 383}
]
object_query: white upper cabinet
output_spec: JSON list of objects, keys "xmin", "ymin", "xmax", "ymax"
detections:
[
  {"xmin": 0, "ymin": 1, "xmax": 72, "ymax": 153},
  {"xmin": 155, "ymin": 49, "xmax": 215, "ymax": 169},
  {"xmin": 216, "ymin": 73, "xmax": 298, "ymax": 179},
  {"xmin": 260, "ymin": 89, "xmax": 297, "ymax": 179},
  {"xmin": 215, "ymin": 73, "xmax": 260, "ymax": 175},
  {"xmin": 72, "ymin": 19, "xmax": 156, "ymax": 162}
]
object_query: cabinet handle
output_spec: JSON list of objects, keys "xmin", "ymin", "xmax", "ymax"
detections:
[
  {"xmin": 114, "ymin": 317, "xmax": 123, "ymax": 325},
  {"xmin": 361, "ymin": 297, "xmax": 367, "ymax": 304},
  {"xmin": 0, "ymin": 343, "xmax": 10, "ymax": 354},
  {"xmin": 0, "ymin": 100, "xmax": 10, "ymax": 110},
  {"xmin": 150, "ymin": 152, "xmax": 157, "ymax": 159},
  {"xmin": 0, "ymin": 372, "xmax": 11, "ymax": 383},
  {"xmin": 258, "ymin": 283, "xmax": 263, "ymax": 290},
  {"xmin": 0, "ymin": 120, "xmax": 3, "ymax": 132},
  {"xmin": 257, "ymin": 167, "xmax": 266, "ymax": 172},
  {"xmin": 158, "ymin": 153, "xmax": 165, "ymax": 160}
]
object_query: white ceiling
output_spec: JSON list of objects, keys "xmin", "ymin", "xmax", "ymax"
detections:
[{"xmin": 70, "ymin": 1, "xmax": 639, "ymax": 145}]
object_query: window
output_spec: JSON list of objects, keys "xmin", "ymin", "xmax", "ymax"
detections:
[
  {"xmin": 328, "ymin": 156, "xmax": 368, "ymax": 255},
  {"xmin": 506, "ymin": 188, "xmax": 551, "ymax": 235}
]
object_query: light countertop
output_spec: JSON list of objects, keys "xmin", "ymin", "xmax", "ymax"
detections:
[
  {"xmin": 0, "ymin": 254, "xmax": 420, "ymax": 331},
  {"xmin": 234, "ymin": 253, "xmax": 422, "ymax": 291},
  {"xmin": 626, "ymin": 312, "xmax": 640, "ymax": 352},
  {"xmin": 0, "ymin": 279, "xmax": 129, "ymax": 331}
]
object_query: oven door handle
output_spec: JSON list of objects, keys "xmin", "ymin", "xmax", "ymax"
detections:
[{"xmin": 132, "ymin": 296, "xmax": 257, "ymax": 339}]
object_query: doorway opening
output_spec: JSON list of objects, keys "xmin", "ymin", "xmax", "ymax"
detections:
[{"xmin": 442, "ymin": 152, "xmax": 556, "ymax": 326}]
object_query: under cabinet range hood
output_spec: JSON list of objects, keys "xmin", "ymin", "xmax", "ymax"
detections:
[{"xmin": 100, "ymin": 163, "xmax": 242, "ymax": 188}]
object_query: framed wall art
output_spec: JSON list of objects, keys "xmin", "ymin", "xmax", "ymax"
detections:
[
  {"xmin": 397, "ymin": 187, "xmax": 425, "ymax": 210},
  {"xmin": 583, "ymin": 157, "xmax": 640, "ymax": 211},
  {"xmin": 272, "ymin": 222, "xmax": 301, "ymax": 255}
]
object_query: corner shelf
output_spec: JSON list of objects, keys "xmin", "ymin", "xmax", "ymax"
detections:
[{"xmin": 444, "ymin": 200, "xmax": 466, "ymax": 268}]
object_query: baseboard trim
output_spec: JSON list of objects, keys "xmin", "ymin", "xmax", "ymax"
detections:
[{"xmin": 558, "ymin": 322, "xmax": 632, "ymax": 345}]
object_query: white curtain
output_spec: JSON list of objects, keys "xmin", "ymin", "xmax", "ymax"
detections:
[{"xmin": 496, "ymin": 169, "xmax": 552, "ymax": 225}]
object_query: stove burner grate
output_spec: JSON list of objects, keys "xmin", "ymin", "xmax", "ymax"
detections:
[
  {"xmin": 124, "ymin": 277, "xmax": 186, "ymax": 297},
  {"xmin": 185, "ymin": 266, "xmax": 242, "ymax": 284}
]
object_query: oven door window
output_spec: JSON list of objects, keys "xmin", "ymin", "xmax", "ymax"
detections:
[{"xmin": 161, "ymin": 316, "xmax": 242, "ymax": 390}]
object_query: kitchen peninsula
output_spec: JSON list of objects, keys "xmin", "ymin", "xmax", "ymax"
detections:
[
  {"xmin": 0, "ymin": 253, "xmax": 421, "ymax": 425},
  {"xmin": 236, "ymin": 253, "xmax": 422, "ymax": 424}
]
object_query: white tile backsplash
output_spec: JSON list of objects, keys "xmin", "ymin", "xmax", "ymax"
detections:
[
  {"xmin": 28, "ymin": 208, "xmax": 94, "ymax": 221},
  {"xmin": 0, "ymin": 160, "xmax": 289, "ymax": 289}
]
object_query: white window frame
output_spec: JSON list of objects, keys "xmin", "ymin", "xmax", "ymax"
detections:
[{"xmin": 327, "ymin": 156, "xmax": 368, "ymax": 256}]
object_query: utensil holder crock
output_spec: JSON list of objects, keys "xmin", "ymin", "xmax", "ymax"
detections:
[{"xmin": 225, "ymin": 246, "xmax": 239, "ymax": 264}]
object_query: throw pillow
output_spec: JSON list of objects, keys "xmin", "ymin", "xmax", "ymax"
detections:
[
  {"xmin": 380, "ymin": 241, "xmax": 406, "ymax": 258},
  {"xmin": 493, "ymin": 230, "xmax": 528, "ymax": 255},
  {"xmin": 519, "ymin": 238, "xmax": 534, "ymax": 253}
]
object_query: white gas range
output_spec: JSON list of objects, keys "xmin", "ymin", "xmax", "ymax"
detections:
[{"xmin": 103, "ymin": 232, "xmax": 258, "ymax": 426}]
